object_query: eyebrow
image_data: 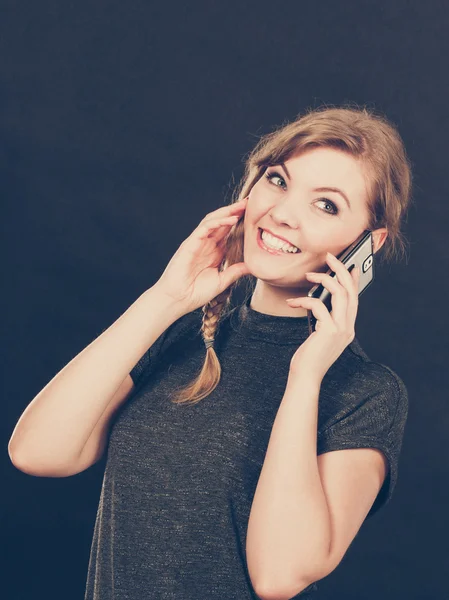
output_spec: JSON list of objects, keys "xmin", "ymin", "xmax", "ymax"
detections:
[{"xmin": 279, "ymin": 162, "xmax": 351, "ymax": 210}]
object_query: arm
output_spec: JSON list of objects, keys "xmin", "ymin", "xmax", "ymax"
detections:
[
  {"xmin": 8, "ymin": 284, "xmax": 186, "ymax": 475},
  {"xmin": 246, "ymin": 372, "xmax": 387, "ymax": 600},
  {"xmin": 8, "ymin": 197, "xmax": 251, "ymax": 476}
]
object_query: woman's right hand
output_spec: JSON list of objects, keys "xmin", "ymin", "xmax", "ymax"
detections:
[{"xmin": 153, "ymin": 197, "xmax": 251, "ymax": 315}]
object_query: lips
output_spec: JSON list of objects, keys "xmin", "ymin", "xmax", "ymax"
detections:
[
  {"xmin": 257, "ymin": 228, "xmax": 301, "ymax": 255},
  {"xmin": 261, "ymin": 227, "xmax": 297, "ymax": 247}
]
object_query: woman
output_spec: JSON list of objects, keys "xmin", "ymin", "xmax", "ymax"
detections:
[{"xmin": 9, "ymin": 105, "xmax": 413, "ymax": 599}]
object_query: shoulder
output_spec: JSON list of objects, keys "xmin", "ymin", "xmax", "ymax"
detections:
[
  {"xmin": 130, "ymin": 307, "xmax": 204, "ymax": 387},
  {"xmin": 345, "ymin": 336, "xmax": 408, "ymax": 404},
  {"xmin": 154, "ymin": 307, "xmax": 204, "ymax": 357},
  {"xmin": 357, "ymin": 361, "xmax": 408, "ymax": 432},
  {"xmin": 320, "ymin": 337, "xmax": 409, "ymax": 433}
]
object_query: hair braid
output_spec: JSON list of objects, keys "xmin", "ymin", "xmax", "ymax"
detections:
[
  {"xmin": 202, "ymin": 289, "xmax": 232, "ymax": 349},
  {"xmin": 170, "ymin": 288, "xmax": 234, "ymax": 406}
]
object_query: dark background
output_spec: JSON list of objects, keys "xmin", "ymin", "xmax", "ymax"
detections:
[{"xmin": 2, "ymin": 1, "xmax": 447, "ymax": 599}]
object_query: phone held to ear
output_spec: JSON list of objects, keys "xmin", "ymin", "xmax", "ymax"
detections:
[{"xmin": 307, "ymin": 229, "xmax": 374, "ymax": 335}]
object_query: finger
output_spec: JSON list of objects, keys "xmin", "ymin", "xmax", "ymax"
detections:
[
  {"xmin": 210, "ymin": 224, "xmax": 236, "ymax": 247},
  {"xmin": 286, "ymin": 296, "xmax": 334, "ymax": 329},
  {"xmin": 196, "ymin": 215, "xmax": 240, "ymax": 240},
  {"xmin": 352, "ymin": 265, "xmax": 361, "ymax": 288},
  {"xmin": 218, "ymin": 261, "xmax": 252, "ymax": 291},
  {"xmin": 349, "ymin": 266, "xmax": 361, "ymax": 315},
  {"xmin": 201, "ymin": 197, "xmax": 248, "ymax": 224},
  {"xmin": 208, "ymin": 216, "xmax": 243, "ymax": 244},
  {"xmin": 304, "ymin": 272, "xmax": 348, "ymax": 327},
  {"xmin": 325, "ymin": 253, "xmax": 356, "ymax": 291},
  {"xmin": 208, "ymin": 211, "xmax": 243, "ymax": 242},
  {"xmin": 325, "ymin": 253, "xmax": 360, "ymax": 314}
]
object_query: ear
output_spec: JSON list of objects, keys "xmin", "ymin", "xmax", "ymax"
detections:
[{"xmin": 371, "ymin": 228, "xmax": 388, "ymax": 254}]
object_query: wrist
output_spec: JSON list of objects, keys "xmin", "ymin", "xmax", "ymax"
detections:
[
  {"xmin": 287, "ymin": 367, "xmax": 323, "ymax": 390},
  {"xmin": 144, "ymin": 284, "xmax": 189, "ymax": 320}
]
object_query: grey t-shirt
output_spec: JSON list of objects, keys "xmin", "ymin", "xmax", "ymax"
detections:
[{"xmin": 84, "ymin": 297, "xmax": 408, "ymax": 599}]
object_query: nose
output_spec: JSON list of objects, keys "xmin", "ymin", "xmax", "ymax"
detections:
[{"xmin": 267, "ymin": 200, "xmax": 300, "ymax": 233}]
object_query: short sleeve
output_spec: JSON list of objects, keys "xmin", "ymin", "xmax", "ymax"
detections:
[
  {"xmin": 129, "ymin": 307, "xmax": 203, "ymax": 389},
  {"xmin": 129, "ymin": 348, "xmax": 154, "ymax": 387},
  {"xmin": 317, "ymin": 368, "xmax": 408, "ymax": 519}
]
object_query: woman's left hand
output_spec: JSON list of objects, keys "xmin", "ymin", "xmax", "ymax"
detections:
[{"xmin": 286, "ymin": 252, "xmax": 361, "ymax": 382}]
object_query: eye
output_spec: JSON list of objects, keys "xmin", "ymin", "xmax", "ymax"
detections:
[
  {"xmin": 264, "ymin": 170, "xmax": 340, "ymax": 216},
  {"xmin": 315, "ymin": 198, "xmax": 339, "ymax": 216},
  {"xmin": 264, "ymin": 171, "xmax": 287, "ymax": 189}
]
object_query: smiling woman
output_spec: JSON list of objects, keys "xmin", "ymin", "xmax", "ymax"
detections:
[
  {"xmin": 241, "ymin": 145, "xmax": 379, "ymax": 321},
  {"xmin": 9, "ymin": 103, "xmax": 414, "ymax": 600},
  {"xmin": 171, "ymin": 104, "xmax": 413, "ymax": 405}
]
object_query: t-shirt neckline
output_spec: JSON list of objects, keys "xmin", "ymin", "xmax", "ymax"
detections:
[{"xmin": 229, "ymin": 296, "xmax": 310, "ymax": 345}]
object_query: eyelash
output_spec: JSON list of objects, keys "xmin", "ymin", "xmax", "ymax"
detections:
[{"xmin": 264, "ymin": 171, "xmax": 340, "ymax": 216}]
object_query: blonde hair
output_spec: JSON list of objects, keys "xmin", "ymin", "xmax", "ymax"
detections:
[{"xmin": 171, "ymin": 103, "xmax": 415, "ymax": 405}]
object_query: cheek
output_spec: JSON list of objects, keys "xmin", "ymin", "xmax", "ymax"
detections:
[
  {"xmin": 242, "ymin": 199, "xmax": 257, "ymax": 228},
  {"xmin": 301, "ymin": 222, "xmax": 350, "ymax": 253},
  {"xmin": 304, "ymin": 233, "xmax": 330, "ymax": 253},
  {"xmin": 242, "ymin": 217, "xmax": 252, "ymax": 243},
  {"xmin": 244, "ymin": 193, "xmax": 268, "ymax": 225}
]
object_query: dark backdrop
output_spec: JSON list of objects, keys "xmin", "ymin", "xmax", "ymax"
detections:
[{"xmin": 2, "ymin": 1, "xmax": 446, "ymax": 599}]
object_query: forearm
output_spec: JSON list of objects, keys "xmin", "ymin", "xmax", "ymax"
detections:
[
  {"xmin": 8, "ymin": 284, "xmax": 186, "ymax": 467},
  {"xmin": 246, "ymin": 372, "xmax": 331, "ymax": 594}
]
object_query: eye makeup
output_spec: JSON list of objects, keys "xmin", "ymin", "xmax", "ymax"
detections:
[{"xmin": 264, "ymin": 170, "xmax": 340, "ymax": 216}]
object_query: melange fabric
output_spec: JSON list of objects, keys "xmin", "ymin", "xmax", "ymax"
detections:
[{"xmin": 84, "ymin": 296, "xmax": 409, "ymax": 600}]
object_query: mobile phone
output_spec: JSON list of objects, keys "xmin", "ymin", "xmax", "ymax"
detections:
[{"xmin": 306, "ymin": 229, "xmax": 374, "ymax": 335}]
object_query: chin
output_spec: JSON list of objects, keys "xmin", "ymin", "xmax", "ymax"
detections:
[{"xmin": 243, "ymin": 254, "xmax": 308, "ymax": 289}]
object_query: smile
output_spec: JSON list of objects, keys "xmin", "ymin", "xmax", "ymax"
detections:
[{"xmin": 257, "ymin": 228, "xmax": 301, "ymax": 256}]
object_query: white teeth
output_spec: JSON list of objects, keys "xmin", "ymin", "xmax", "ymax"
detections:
[{"xmin": 260, "ymin": 229, "xmax": 299, "ymax": 253}]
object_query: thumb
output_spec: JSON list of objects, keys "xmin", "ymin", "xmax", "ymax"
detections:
[{"xmin": 218, "ymin": 262, "xmax": 251, "ymax": 291}]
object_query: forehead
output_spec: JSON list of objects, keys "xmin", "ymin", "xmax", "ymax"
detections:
[{"xmin": 285, "ymin": 147, "xmax": 369, "ymax": 199}]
